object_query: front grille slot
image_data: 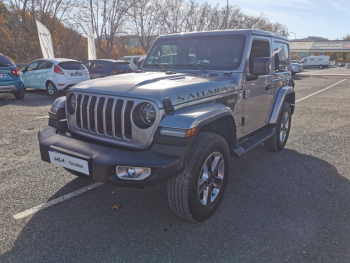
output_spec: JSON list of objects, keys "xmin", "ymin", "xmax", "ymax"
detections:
[
  {"xmin": 96, "ymin": 97, "xmax": 105, "ymax": 134},
  {"xmin": 81, "ymin": 96, "xmax": 89, "ymax": 130},
  {"xmin": 114, "ymin": 100, "xmax": 123, "ymax": 138},
  {"xmin": 68, "ymin": 92, "xmax": 157, "ymax": 148},
  {"xmin": 124, "ymin": 101, "xmax": 134, "ymax": 139},
  {"xmin": 76, "ymin": 94, "xmax": 82, "ymax": 128},
  {"xmin": 88, "ymin": 96, "xmax": 97, "ymax": 132}
]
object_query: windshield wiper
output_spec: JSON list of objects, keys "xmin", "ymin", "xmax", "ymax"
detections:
[{"xmin": 175, "ymin": 63, "xmax": 207, "ymax": 73}]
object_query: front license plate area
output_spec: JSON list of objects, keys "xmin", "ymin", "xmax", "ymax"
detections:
[{"xmin": 49, "ymin": 150, "xmax": 90, "ymax": 175}]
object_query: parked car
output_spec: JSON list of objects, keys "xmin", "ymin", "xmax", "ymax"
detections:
[
  {"xmin": 329, "ymin": 61, "xmax": 336, "ymax": 67},
  {"xmin": 291, "ymin": 60, "xmax": 305, "ymax": 68},
  {"xmin": 0, "ymin": 53, "xmax": 25, "ymax": 99},
  {"xmin": 300, "ymin": 56, "xmax": 330, "ymax": 69},
  {"xmin": 39, "ymin": 29, "xmax": 295, "ymax": 222},
  {"xmin": 120, "ymin": 55, "xmax": 146, "ymax": 70},
  {"xmin": 291, "ymin": 63, "xmax": 301, "ymax": 75},
  {"xmin": 20, "ymin": 58, "xmax": 90, "ymax": 96},
  {"xmin": 337, "ymin": 62, "xmax": 345, "ymax": 67},
  {"xmin": 83, "ymin": 59, "xmax": 134, "ymax": 79}
]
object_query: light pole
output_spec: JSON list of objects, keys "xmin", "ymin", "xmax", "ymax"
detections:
[{"xmin": 290, "ymin": 32, "xmax": 296, "ymax": 40}]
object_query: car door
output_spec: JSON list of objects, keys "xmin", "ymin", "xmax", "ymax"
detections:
[
  {"xmin": 242, "ymin": 37, "xmax": 273, "ymax": 134},
  {"xmin": 21, "ymin": 60, "xmax": 40, "ymax": 88},
  {"xmin": 34, "ymin": 61, "xmax": 53, "ymax": 89}
]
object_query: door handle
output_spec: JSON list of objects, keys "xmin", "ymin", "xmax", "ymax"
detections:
[{"xmin": 266, "ymin": 85, "xmax": 274, "ymax": 90}]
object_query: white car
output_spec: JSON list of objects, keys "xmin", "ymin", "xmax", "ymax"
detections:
[
  {"xmin": 20, "ymin": 58, "xmax": 90, "ymax": 96},
  {"xmin": 291, "ymin": 63, "xmax": 301, "ymax": 75},
  {"xmin": 120, "ymin": 55, "xmax": 146, "ymax": 70}
]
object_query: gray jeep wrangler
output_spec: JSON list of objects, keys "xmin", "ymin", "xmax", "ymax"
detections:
[{"xmin": 38, "ymin": 30, "xmax": 295, "ymax": 222}]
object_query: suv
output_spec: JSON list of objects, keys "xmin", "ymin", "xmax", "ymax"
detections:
[
  {"xmin": 38, "ymin": 30, "xmax": 295, "ymax": 222},
  {"xmin": 83, "ymin": 59, "xmax": 134, "ymax": 79},
  {"xmin": 0, "ymin": 53, "xmax": 25, "ymax": 99}
]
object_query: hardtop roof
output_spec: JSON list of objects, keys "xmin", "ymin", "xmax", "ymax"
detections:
[{"xmin": 158, "ymin": 29, "xmax": 289, "ymax": 42}]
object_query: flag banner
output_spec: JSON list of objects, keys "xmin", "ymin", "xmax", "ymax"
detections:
[
  {"xmin": 36, "ymin": 20, "xmax": 55, "ymax": 58},
  {"xmin": 87, "ymin": 27, "xmax": 97, "ymax": 60}
]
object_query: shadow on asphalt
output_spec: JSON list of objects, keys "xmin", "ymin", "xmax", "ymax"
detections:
[
  {"xmin": 2, "ymin": 147, "xmax": 350, "ymax": 262},
  {"xmin": 0, "ymin": 89, "xmax": 65, "ymax": 107}
]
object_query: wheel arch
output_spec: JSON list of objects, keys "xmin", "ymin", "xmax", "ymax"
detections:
[{"xmin": 269, "ymin": 86, "xmax": 295, "ymax": 124}]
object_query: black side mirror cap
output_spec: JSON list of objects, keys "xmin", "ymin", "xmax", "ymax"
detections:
[
  {"xmin": 137, "ymin": 57, "xmax": 145, "ymax": 70},
  {"xmin": 251, "ymin": 57, "xmax": 271, "ymax": 76}
]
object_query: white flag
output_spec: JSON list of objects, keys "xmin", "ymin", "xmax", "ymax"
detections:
[
  {"xmin": 87, "ymin": 27, "xmax": 97, "ymax": 60},
  {"xmin": 36, "ymin": 20, "xmax": 55, "ymax": 58}
]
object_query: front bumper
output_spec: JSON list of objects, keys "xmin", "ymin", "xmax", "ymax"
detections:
[{"xmin": 38, "ymin": 125, "xmax": 189, "ymax": 188}]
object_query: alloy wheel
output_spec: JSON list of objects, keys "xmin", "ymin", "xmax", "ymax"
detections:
[
  {"xmin": 280, "ymin": 112, "xmax": 290, "ymax": 142},
  {"xmin": 198, "ymin": 152, "xmax": 225, "ymax": 206}
]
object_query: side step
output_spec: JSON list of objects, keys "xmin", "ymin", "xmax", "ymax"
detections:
[{"xmin": 231, "ymin": 127, "xmax": 276, "ymax": 158}]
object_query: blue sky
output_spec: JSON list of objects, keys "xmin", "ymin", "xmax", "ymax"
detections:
[{"xmin": 216, "ymin": 0, "xmax": 350, "ymax": 40}]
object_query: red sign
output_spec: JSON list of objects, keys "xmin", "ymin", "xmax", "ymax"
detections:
[{"xmin": 56, "ymin": 45, "xmax": 61, "ymax": 53}]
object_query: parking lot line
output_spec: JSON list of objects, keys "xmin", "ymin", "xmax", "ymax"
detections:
[
  {"xmin": 13, "ymin": 182, "xmax": 103, "ymax": 219},
  {"xmin": 11, "ymin": 78, "xmax": 348, "ymax": 220},
  {"xmin": 296, "ymin": 79, "xmax": 346, "ymax": 103}
]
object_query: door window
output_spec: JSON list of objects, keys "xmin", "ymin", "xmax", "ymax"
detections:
[
  {"xmin": 273, "ymin": 42, "xmax": 290, "ymax": 72},
  {"xmin": 27, "ymin": 61, "xmax": 39, "ymax": 71},
  {"xmin": 249, "ymin": 40, "xmax": 270, "ymax": 75}
]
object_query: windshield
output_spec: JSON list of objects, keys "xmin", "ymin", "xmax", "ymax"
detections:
[{"xmin": 144, "ymin": 34, "xmax": 246, "ymax": 71}]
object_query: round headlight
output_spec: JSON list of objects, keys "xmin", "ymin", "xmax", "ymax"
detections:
[
  {"xmin": 70, "ymin": 95, "xmax": 76, "ymax": 111},
  {"xmin": 140, "ymin": 103, "xmax": 156, "ymax": 124}
]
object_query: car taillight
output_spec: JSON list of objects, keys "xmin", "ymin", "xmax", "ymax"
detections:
[
  {"xmin": 54, "ymin": 65, "xmax": 64, "ymax": 75},
  {"xmin": 11, "ymin": 68, "xmax": 20, "ymax": 76},
  {"xmin": 111, "ymin": 70, "xmax": 123, "ymax": 75}
]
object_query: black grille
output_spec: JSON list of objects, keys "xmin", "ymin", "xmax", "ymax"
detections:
[{"xmin": 74, "ymin": 94, "xmax": 134, "ymax": 139}]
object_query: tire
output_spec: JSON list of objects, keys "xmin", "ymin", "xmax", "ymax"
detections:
[
  {"xmin": 265, "ymin": 102, "xmax": 292, "ymax": 152},
  {"xmin": 319, "ymin": 65, "xmax": 323, "ymax": 69},
  {"xmin": 46, "ymin": 81, "xmax": 59, "ymax": 96},
  {"xmin": 167, "ymin": 132, "xmax": 230, "ymax": 222},
  {"xmin": 13, "ymin": 88, "xmax": 25, "ymax": 100}
]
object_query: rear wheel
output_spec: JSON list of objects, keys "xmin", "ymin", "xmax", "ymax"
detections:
[
  {"xmin": 167, "ymin": 132, "xmax": 230, "ymax": 222},
  {"xmin": 13, "ymin": 88, "xmax": 25, "ymax": 100},
  {"xmin": 265, "ymin": 102, "xmax": 292, "ymax": 152},
  {"xmin": 46, "ymin": 81, "xmax": 59, "ymax": 96}
]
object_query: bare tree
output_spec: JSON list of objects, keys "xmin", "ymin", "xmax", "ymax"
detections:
[
  {"xmin": 130, "ymin": 0, "xmax": 163, "ymax": 53},
  {"xmin": 76, "ymin": 0, "xmax": 132, "ymax": 58}
]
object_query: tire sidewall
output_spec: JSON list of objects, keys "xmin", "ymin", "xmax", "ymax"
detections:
[{"xmin": 187, "ymin": 135, "xmax": 230, "ymax": 222}]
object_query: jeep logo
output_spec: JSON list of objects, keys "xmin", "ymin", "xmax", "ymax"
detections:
[{"xmin": 54, "ymin": 157, "xmax": 65, "ymax": 163}]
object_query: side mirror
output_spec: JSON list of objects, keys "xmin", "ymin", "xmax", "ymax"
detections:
[
  {"xmin": 22, "ymin": 67, "xmax": 27, "ymax": 74},
  {"xmin": 251, "ymin": 57, "xmax": 271, "ymax": 76},
  {"xmin": 137, "ymin": 57, "xmax": 145, "ymax": 70}
]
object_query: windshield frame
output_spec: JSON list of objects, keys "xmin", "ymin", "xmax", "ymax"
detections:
[{"xmin": 143, "ymin": 33, "xmax": 247, "ymax": 73}]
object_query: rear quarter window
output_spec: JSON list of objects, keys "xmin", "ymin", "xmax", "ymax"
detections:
[
  {"xmin": 58, "ymin": 61, "xmax": 85, "ymax": 70},
  {"xmin": 0, "ymin": 55, "xmax": 14, "ymax": 67}
]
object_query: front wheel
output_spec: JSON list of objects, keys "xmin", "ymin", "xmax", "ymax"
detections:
[
  {"xmin": 319, "ymin": 65, "xmax": 323, "ymax": 69},
  {"xmin": 265, "ymin": 102, "xmax": 292, "ymax": 151},
  {"xmin": 14, "ymin": 88, "xmax": 25, "ymax": 100},
  {"xmin": 46, "ymin": 81, "xmax": 59, "ymax": 96},
  {"xmin": 167, "ymin": 132, "xmax": 230, "ymax": 222}
]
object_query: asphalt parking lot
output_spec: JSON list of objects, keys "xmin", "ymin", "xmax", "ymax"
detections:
[{"xmin": 1, "ymin": 68, "xmax": 350, "ymax": 262}]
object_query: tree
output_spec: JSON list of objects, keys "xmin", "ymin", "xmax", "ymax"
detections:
[{"xmin": 76, "ymin": 0, "xmax": 132, "ymax": 58}]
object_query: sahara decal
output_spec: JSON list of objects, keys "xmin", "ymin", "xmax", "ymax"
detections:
[{"xmin": 177, "ymin": 86, "xmax": 235, "ymax": 102}]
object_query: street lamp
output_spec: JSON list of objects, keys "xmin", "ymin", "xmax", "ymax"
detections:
[{"xmin": 290, "ymin": 32, "xmax": 296, "ymax": 40}]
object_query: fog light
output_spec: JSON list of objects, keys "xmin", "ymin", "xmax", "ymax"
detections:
[{"xmin": 116, "ymin": 166, "xmax": 151, "ymax": 180}]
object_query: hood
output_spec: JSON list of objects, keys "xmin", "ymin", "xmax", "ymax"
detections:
[{"xmin": 70, "ymin": 71, "xmax": 241, "ymax": 108}]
